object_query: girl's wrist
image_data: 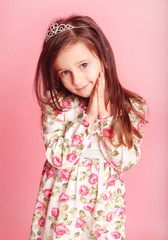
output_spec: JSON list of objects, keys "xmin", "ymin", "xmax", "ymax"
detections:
[
  {"xmin": 85, "ymin": 116, "xmax": 96, "ymax": 124},
  {"xmin": 98, "ymin": 109, "xmax": 112, "ymax": 118},
  {"xmin": 85, "ymin": 116, "xmax": 96, "ymax": 129}
]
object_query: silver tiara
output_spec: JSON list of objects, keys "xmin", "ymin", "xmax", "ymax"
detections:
[{"xmin": 45, "ymin": 23, "xmax": 89, "ymax": 43}]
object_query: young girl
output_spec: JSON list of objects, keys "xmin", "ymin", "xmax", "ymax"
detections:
[{"xmin": 30, "ymin": 15, "xmax": 148, "ymax": 240}]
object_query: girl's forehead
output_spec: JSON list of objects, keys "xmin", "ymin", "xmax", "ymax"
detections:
[
  {"xmin": 54, "ymin": 42, "xmax": 99, "ymax": 68},
  {"xmin": 59, "ymin": 42, "xmax": 94, "ymax": 57}
]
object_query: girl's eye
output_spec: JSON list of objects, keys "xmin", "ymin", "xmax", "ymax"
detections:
[
  {"xmin": 61, "ymin": 70, "xmax": 70, "ymax": 76},
  {"xmin": 80, "ymin": 63, "xmax": 88, "ymax": 69}
]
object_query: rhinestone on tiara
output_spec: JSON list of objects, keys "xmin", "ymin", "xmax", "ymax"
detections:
[{"xmin": 45, "ymin": 23, "xmax": 79, "ymax": 43}]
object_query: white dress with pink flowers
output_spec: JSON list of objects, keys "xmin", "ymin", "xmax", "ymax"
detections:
[{"xmin": 30, "ymin": 91, "xmax": 147, "ymax": 240}]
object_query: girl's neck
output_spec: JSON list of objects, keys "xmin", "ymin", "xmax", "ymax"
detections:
[{"xmin": 78, "ymin": 96, "xmax": 89, "ymax": 106}]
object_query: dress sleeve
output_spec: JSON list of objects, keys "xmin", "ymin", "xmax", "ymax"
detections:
[
  {"xmin": 98, "ymin": 100, "xmax": 148, "ymax": 172},
  {"xmin": 41, "ymin": 95, "xmax": 94, "ymax": 170}
]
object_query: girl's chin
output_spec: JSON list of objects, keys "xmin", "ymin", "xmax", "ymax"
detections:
[
  {"xmin": 75, "ymin": 86, "xmax": 95, "ymax": 98},
  {"xmin": 77, "ymin": 91, "xmax": 92, "ymax": 98}
]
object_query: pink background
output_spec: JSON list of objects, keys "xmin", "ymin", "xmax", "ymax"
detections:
[{"xmin": 0, "ymin": 0, "xmax": 167, "ymax": 239}]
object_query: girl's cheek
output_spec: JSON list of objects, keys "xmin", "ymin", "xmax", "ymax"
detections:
[
  {"xmin": 88, "ymin": 69, "xmax": 99, "ymax": 83},
  {"xmin": 88, "ymin": 61, "xmax": 102, "ymax": 81}
]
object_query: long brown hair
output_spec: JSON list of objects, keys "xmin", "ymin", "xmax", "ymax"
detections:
[{"xmin": 34, "ymin": 15, "xmax": 148, "ymax": 149}]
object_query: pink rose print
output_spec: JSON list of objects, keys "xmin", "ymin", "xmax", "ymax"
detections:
[
  {"xmin": 46, "ymin": 167, "xmax": 55, "ymax": 178},
  {"xmin": 109, "ymin": 160, "xmax": 118, "ymax": 169},
  {"xmin": 106, "ymin": 211, "xmax": 113, "ymax": 222},
  {"xmin": 84, "ymin": 158, "xmax": 93, "ymax": 169},
  {"xmin": 43, "ymin": 189, "xmax": 52, "ymax": 199},
  {"xmin": 42, "ymin": 163, "xmax": 48, "ymax": 175},
  {"xmin": 135, "ymin": 148, "xmax": 139, "ymax": 156},
  {"xmin": 54, "ymin": 223, "xmax": 67, "ymax": 235},
  {"xmin": 107, "ymin": 174, "xmax": 116, "ymax": 186},
  {"xmin": 49, "ymin": 94, "xmax": 57, "ymax": 101},
  {"xmin": 99, "ymin": 237, "xmax": 108, "ymax": 240},
  {"xmin": 36, "ymin": 238, "xmax": 42, "ymax": 240},
  {"xmin": 111, "ymin": 232, "xmax": 121, "ymax": 239},
  {"xmin": 59, "ymin": 193, "xmax": 69, "ymax": 203},
  {"xmin": 38, "ymin": 216, "xmax": 45, "ymax": 227},
  {"xmin": 88, "ymin": 173, "xmax": 98, "ymax": 185},
  {"xmin": 99, "ymin": 116, "xmax": 109, "ymax": 120},
  {"xmin": 56, "ymin": 118, "xmax": 64, "ymax": 123},
  {"xmin": 73, "ymin": 158, "xmax": 80, "ymax": 165},
  {"xmin": 45, "ymin": 208, "xmax": 48, "ymax": 217},
  {"xmin": 94, "ymin": 228, "xmax": 105, "ymax": 238},
  {"xmin": 103, "ymin": 191, "xmax": 112, "ymax": 201},
  {"xmin": 75, "ymin": 217, "xmax": 85, "ymax": 228},
  {"xmin": 87, "ymin": 142, "xmax": 91, "ymax": 148},
  {"xmin": 88, "ymin": 134, "xmax": 95, "ymax": 141},
  {"xmin": 82, "ymin": 119, "xmax": 89, "ymax": 127},
  {"xmin": 62, "ymin": 100, "xmax": 72, "ymax": 109},
  {"xmin": 59, "ymin": 169, "xmax": 71, "ymax": 181},
  {"xmin": 112, "ymin": 131, "xmax": 115, "ymax": 138},
  {"xmin": 72, "ymin": 135, "xmax": 82, "ymax": 147},
  {"xmin": 137, "ymin": 120, "xmax": 144, "ymax": 131},
  {"xmin": 102, "ymin": 128, "xmax": 111, "ymax": 138},
  {"xmin": 67, "ymin": 153, "xmax": 77, "ymax": 162},
  {"xmin": 87, "ymin": 135, "xmax": 95, "ymax": 147},
  {"xmin": 79, "ymin": 103, "xmax": 87, "ymax": 111},
  {"xmin": 35, "ymin": 202, "xmax": 45, "ymax": 212},
  {"xmin": 51, "ymin": 207, "xmax": 59, "ymax": 218},
  {"xmin": 103, "ymin": 141, "xmax": 109, "ymax": 151},
  {"xmin": 119, "ymin": 172, "xmax": 124, "ymax": 182},
  {"xmin": 104, "ymin": 161, "xmax": 110, "ymax": 167},
  {"xmin": 84, "ymin": 202, "xmax": 95, "ymax": 212},
  {"xmin": 122, "ymin": 192, "xmax": 126, "ymax": 201},
  {"xmin": 79, "ymin": 185, "xmax": 89, "ymax": 196},
  {"xmin": 116, "ymin": 207, "xmax": 126, "ymax": 218},
  {"xmin": 52, "ymin": 156, "xmax": 62, "ymax": 168},
  {"xmin": 55, "ymin": 109, "xmax": 62, "ymax": 115},
  {"xmin": 95, "ymin": 163, "xmax": 100, "ymax": 171}
]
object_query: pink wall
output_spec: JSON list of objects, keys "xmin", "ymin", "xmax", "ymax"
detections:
[{"xmin": 0, "ymin": 0, "xmax": 167, "ymax": 239}]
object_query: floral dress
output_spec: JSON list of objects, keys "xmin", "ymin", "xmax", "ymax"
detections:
[{"xmin": 30, "ymin": 91, "xmax": 147, "ymax": 240}]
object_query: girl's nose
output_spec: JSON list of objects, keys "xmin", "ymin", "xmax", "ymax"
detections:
[{"xmin": 72, "ymin": 71, "xmax": 83, "ymax": 86}]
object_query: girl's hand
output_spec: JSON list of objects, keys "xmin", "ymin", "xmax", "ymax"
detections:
[
  {"xmin": 97, "ymin": 72, "xmax": 112, "ymax": 117},
  {"xmin": 85, "ymin": 80, "xmax": 98, "ymax": 128}
]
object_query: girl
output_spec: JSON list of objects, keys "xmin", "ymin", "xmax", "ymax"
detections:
[{"xmin": 30, "ymin": 15, "xmax": 148, "ymax": 240}]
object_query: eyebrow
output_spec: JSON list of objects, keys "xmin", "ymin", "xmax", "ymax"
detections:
[{"xmin": 56, "ymin": 59, "xmax": 91, "ymax": 72}]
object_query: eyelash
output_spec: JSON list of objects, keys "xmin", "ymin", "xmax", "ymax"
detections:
[
  {"xmin": 60, "ymin": 63, "xmax": 88, "ymax": 76},
  {"xmin": 80, "ymin": 63, "xmax": 88, "ymax": 69},
  {"xmin": 61, "ymin": 70, "xmax": 70, "ymax": 76}
]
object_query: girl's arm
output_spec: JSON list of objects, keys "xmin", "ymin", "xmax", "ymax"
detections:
[
  {"xmin": 98, "ymin": 100, "xmax": 148, "ymax": 172},
  {"xmin": 42, "ymin": 94, "xmax": 94, "ymax": 170}
]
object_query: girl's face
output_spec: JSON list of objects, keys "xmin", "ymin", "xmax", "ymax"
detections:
[{"xmin": 54, "ymin": 42, "xmax": 104, "ymax": 98}]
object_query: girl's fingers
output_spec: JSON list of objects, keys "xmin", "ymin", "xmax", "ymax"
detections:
[
  {"xmin": 86, "ymin": 81, "xmax": 98, "ymax": 123},
  {"xmin": 98, "ymin": 79, "xmax": 103, "ymax": 99},
  {"xmin": 98, "ymin": 73, "xmax": 105, "ymax": 99},
  {"xmin": 97, "ymin": 72, "xmax": 111, "ymax": 117},
  {"xmin": 90, "ymin": 79, "xmax": 98, "ymax": 100}
]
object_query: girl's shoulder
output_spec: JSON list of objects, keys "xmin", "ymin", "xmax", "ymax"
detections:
[
  {"xmin": 129, "ymin": 97, "xmax": 148, "ymax": 114},
  {"xmin": 128, "ymin": 97, "xmax": 148, "ymax": 125},
  {"xmin": 42, "ymin": 90, "xmax": 86, "ymax": 115}
]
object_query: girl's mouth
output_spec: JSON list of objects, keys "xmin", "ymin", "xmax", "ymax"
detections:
[{"xmin": 77, "ymin": 83, "xmax": 89, "ymax": 90}]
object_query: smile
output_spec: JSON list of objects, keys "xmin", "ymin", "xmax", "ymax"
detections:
[{"xmin": 77, "ymin": 83, "xmax": 89, "ymax": 90}]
